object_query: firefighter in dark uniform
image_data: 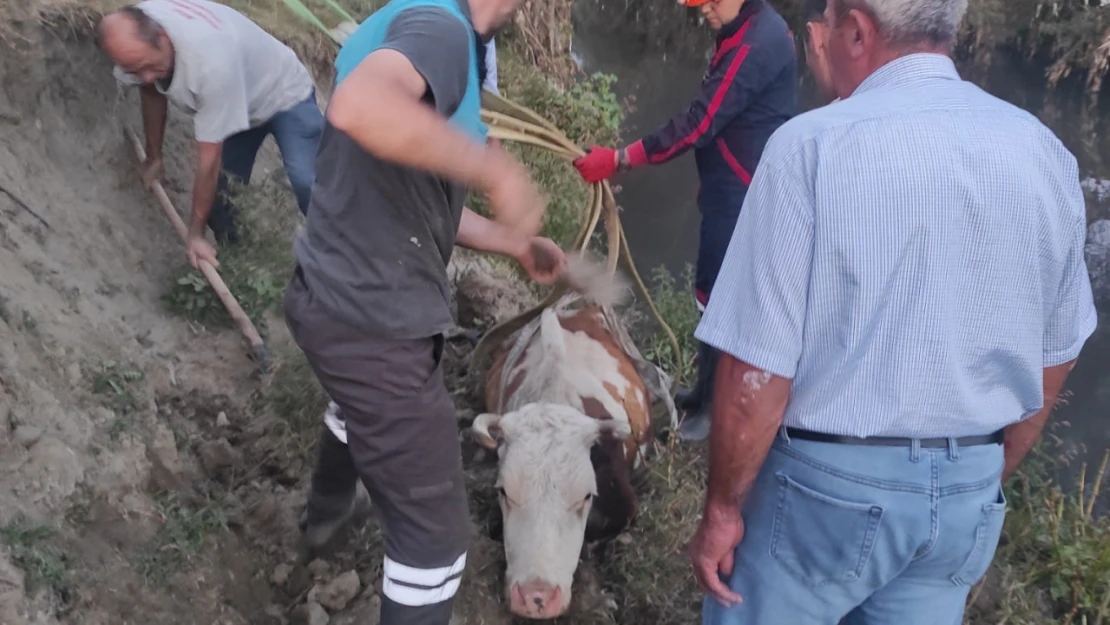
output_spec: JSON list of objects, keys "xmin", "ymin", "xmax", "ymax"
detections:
[{"xmin": 573, "ymin": 0, "xmax": 797, "ymax": 441}]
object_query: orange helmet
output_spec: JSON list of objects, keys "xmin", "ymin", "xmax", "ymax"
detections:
[{"xmin": 679, "ymin": 0, "xmax": 713, "ymax": 6}]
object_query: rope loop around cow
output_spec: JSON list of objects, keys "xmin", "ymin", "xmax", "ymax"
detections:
[
  {"xmin": 473, "ymin": 92, "xmax": 683, "ymax": 400},
  {"xmin": 279, "ymin": 0, "xmax": 685, "ymax": 399}
]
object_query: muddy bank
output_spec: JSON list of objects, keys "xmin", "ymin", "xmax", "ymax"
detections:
[{"xmin": 0, "ymin": 8, "xmax": 654, "ymax": 624}]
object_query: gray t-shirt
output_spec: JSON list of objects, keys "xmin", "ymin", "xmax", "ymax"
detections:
[
  {"xmin": 293, "ymin": 6, "xmax": 474, "ymax": 339},
  {"xmin": 113, "ymin": 0, "xmax": 314, "ymax": 143}
]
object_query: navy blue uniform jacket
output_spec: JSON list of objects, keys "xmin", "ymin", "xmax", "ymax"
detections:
[{"xmin": 631, "ymin": 0, "xmax": 797, "ymax": 303}]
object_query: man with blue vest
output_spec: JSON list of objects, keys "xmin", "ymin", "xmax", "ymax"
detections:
[{"xmin": 282, "ymin": 0, "xmax": 563, "ymax": 622}]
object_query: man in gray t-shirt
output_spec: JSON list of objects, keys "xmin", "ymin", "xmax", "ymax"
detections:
[
  {"xmin": 284, "ymin": 0, "xmax": 562, "ymax": 622},
  {"xmin": 99, "ymin": 0, "xmax": 324, "ymax": 267}
]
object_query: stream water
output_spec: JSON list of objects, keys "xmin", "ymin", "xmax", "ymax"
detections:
[{"xmin": 571, "ymin": 0, "xmax": 1110, "ymax": 478}]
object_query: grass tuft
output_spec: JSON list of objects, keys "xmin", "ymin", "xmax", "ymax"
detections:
[
  {"xmin": 260, "ymin": 344, "xmax": 329, "ymax": 463},
  {"xmin": 970, "ymin": 429, "xmax": 1110, "ymax": 625},
  {"xmin": 161, "ymin": 177, "xmax": 298, "ymax": 330},
  {"xmin": 637, "ymin": 264, "xmax": 701, "ymax": 388},
  {"xmin": 89, "ymin": 359, "xmax": 145, "ymax": 437},
  {"xmin": 597, "ymin": 445, "xmax": 706, "ymax": 623},
  {"xmin": 1, "ymin": 516, "xmax": 73, "ymax": 610},
  {"xmin": 136, "ymin": 493, "xmax": 228, "ymax": 585}
]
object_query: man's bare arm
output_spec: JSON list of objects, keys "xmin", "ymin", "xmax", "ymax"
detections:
[
  {"xmin": 456, "ymin": 207, "xmax": 527, "ymax": 257},
  {"xmin": 188, "ymin": 141, "xmax": 223, "ymax": 238},
  {"xmin": 140, "ymin": 85, "xmax": 168, "ymax": 161},
  {"xmin": 705, "ymin": 353, "xmax": 793, "ymax": 520},
  {"xmin": 328, "ymin": 49, "xmax": 513, "ymax": 195},
  {"xmin": 1002, "ymin": 359, "xmax": 1077, "ymax": 481}
]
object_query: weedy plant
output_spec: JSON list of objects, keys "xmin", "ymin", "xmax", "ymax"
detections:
[
  {"xmin": 638, "ymin": 264, "xmax": 700, "ymax": 387},
  {"xmin": 136, "ymin": 493, "xmax": 228, "ymax": 585},
  {"xmin": 162, "ymin": 176, "xmax": 297, "ymax": 329},
  {"xmin": 0, "ymin": 516, "xmax": 73, "ymax": 612}
]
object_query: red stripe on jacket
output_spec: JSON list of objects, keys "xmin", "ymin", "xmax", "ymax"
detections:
[
  {"xmin": 648, "ymin": 21, "xmax": 753, "ymax": 164},
  {"xmin": 716, "ymin": 139, "xmax": 753, "ymax": 185}
]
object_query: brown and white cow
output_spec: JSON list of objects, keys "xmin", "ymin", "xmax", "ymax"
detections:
[{"xmin": 470, "ymin": 262, "xmax": 676, "ymax": 620}]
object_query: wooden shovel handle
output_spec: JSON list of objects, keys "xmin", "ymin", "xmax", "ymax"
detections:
[{"xmin": 124, "ymin": 127, "xmax": 271, "ymax": 371}]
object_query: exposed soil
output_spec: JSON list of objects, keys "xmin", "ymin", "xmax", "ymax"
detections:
[{"xmin": 0, "ymin": 21, "xmax": 623, "ymax": 625}]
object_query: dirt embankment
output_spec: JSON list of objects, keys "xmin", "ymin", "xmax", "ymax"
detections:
[{"xmin": 0, "ymin": 15, "xmax": 621, "ymax": 625}]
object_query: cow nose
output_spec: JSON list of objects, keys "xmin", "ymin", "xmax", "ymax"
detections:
[{"xmin": 510, "ymin": 580, "xmax": 565, "ymax": 619}]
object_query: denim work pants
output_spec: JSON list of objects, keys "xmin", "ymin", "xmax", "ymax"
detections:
[
  {"xmin": 208, "ymin": 91, "xmax": 324, "ymax": 242},
  {"xmin": 703, "ymin": 433, "xmax": 1006, "ymax": 625}
]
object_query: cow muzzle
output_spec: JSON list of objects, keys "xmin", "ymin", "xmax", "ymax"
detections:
[{"xmin": 509, "ymin": 579, "xmax": 566, "ymax": 619}]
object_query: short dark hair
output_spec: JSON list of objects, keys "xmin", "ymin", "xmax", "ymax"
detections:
[
  {"xmin": 806, "ymin": 0, "xmax": 828, "ymax": 22},
  {"xmin": 121, "ymin": 5, "xmax": 164, "ymax": 48}
]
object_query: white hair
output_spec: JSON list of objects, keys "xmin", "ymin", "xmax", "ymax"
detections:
[{"xmin": 835, "ymin": 0, "xmax": 968, "ymax": 46}]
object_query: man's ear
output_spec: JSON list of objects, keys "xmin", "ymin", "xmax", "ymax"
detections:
[
  {"xmin": 471, "ymin": 413, "xmax": 504, "ymax": 450},
  {"xmin": 843, "ymin": 8, "xmax": 874, "ymax": 56}
]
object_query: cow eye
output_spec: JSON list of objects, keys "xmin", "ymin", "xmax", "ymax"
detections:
[
  {"xmin": 498, "ymin": 487, "xmax": 508, "ymax": 500},
  {"xmin": 583, "ymin": 493, "xmax": 594, "ymax": 502}
]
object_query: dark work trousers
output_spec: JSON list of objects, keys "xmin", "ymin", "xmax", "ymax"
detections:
[
  {"xmin": 677, "ymin": 198, "xmax": 735, "ymax": 440},
  {"xmin": 283, "ymin": 268, "xmax": 469, "ymax": 625},
  {"xmin": 208, "ymin": 91, "xmax": 323, "ymax": 243},
  {"xmin": 679, "ymin": 339, "xmax": 722, "ymax": 415}
]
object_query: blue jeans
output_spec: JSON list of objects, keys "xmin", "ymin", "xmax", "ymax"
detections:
[
  {"xmin": 209, "ymin": 91, "xmax": 323, "ymax": 242},
  {"xmin": 704, "ymin": 433, "xmax": 1006, "ymax": 625}
]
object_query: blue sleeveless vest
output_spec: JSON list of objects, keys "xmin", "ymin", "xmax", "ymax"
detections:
[{"xmin": 334, "ymin": 0, "xmax": 486, "ymax": 142}]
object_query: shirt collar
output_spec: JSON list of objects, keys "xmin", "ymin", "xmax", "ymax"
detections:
[{"xmin": 852, "ymin": 53, "xmax": 959, "ymax": 96}]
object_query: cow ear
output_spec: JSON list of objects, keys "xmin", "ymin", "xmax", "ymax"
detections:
[
  {"xmin": 596, "ymin": 419, "xmax": 632, "ymax": 442},
  {"xmin": 471, "ymin": 413, "xmax": 503, "ymax": 450}
]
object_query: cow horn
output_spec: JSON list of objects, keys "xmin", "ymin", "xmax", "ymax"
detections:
[
  {"xmin": 471, "ymin": 413, "xmax": 503, "ymax": 450},
  {"xmin": 597, "ymin": 418, "xmax": 632, "ymax": 441}
]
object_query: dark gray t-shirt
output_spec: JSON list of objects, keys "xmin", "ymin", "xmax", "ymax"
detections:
[{"xmin": 294, "ymin": 6, "xmax": 473, "ymax": 339}]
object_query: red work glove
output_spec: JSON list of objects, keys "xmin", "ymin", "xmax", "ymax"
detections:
[{"xmin": 574, "ymin": 146, "xmax": 619, "ymax": 183}]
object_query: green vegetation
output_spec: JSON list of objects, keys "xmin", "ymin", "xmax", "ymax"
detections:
[
  {"xmin": 89, "ymin": 359, "xmax": 145, "ymax": 439},
  {"xmin": 502, "ymin": 69, "xmax": 625, "ymax": 252},
  {"xmin": 136, "ymin": 493, "xmax": 228, "ymax": 585},
  {"xmin": 969, "ymin": 436, "xmax": 1110, "ymax": 625},
  {"xmin": 598, "ymin": 444, "xmax": 706, "ymax": 624},
  {"xmin": 162, "ymin": 179, "xmax": 296, "ymax": 330},
  {"xmin": 959, "ymin": 0, "xmax": 1110, "ymax": 97},
  {"xmin": 1, "ymin": 516, "xmax": 73, "ymax": 610},
  {"xmin": 263, "ymin": 343, "xmax": 329, "ymax": 460},
  {"xmin": 639, "ymin": 264, "xmax": 700, "ymax": 387}
]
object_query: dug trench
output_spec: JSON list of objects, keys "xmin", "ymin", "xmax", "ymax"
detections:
[{"xmin": 0, "ymin": 19, "xmax": 679, "ymax": 625}]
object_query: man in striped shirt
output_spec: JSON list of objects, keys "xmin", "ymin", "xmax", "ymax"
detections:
[{"xmin": 685, "ymin": 0, "xmax": 1097, "ymax": 623}]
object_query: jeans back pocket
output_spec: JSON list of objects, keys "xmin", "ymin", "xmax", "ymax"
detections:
[
  {"xmin": 770, "ymin": 473, "xmax": 884, "ymax": 588},
  {"xmin": 951, "ymin": 487, "xmax": 1007, "ymax": 586}
]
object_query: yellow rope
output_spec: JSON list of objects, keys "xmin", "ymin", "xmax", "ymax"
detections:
[{"xmin": 473, "ymin": 92, "xmax": 682, "ymax": 391}]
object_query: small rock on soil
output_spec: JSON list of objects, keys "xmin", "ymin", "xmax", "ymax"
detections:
[
  {"xmin": 13, "ymin": 424, "xmax": 43, "ymax": 448},
  {"xmin": 292, "ymin": 600, "xmax": 330, "ymax": 625},
  {"xmin": 271, "ymin": 563, "xmax": 294, "ymax": 588},
  {"xmin": 316, "ymin": 570, "xmax": 361, "ymax": 612}
]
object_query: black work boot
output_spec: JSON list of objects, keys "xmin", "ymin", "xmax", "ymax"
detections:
[
  {"xmin": 297, "ymin": 416, "xmax": 372, "ymax": 561},
  {"xmin": 676, "ymin": 342, "xmax": 721, "ymax": 443}
]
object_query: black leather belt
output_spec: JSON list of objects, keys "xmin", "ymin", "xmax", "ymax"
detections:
[{"xmin": 784, "ymin": 427, "xmax": 1005, "ymax": 448}]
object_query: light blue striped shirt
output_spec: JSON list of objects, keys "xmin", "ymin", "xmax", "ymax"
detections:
[{"xmin": 696, "ymin": 53, "xmax": 1098, "ymax": 439}]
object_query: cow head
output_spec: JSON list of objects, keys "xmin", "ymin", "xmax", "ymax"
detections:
[{"xmin": 471, "ymin": 403, "xmax": 632, "ymax": 619}]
